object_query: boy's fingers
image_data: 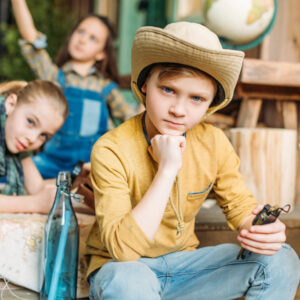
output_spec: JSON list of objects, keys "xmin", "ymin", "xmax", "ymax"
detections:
[
  {"xmin": 252, "ymin": 204, "xmax": 264, "ymax": 215},
  {"xmin": 250, "ymin": 219, "xmax": 286, "ymax": 233},
  {"xmin": 239, "ymin": 231, "xmax": 286, "ymax": 243},
  {"xmin": 240, "ymin": 239, "xmax": 282, "ymax": 251},
  {"xmin": 239, "ymin": 241, "xmax": 281, "ymax": 255}
]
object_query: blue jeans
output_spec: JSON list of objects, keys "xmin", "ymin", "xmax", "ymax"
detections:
[{"xmin": 89, "ymin": 243, "xmax": 300, "ymax": 300}]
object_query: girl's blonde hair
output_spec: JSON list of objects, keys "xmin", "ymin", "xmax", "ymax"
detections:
[{"xmin": 0, "ymin": 80, "xmax": 68, "ymax": 120}]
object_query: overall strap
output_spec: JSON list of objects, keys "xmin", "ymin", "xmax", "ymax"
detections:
[
  {"xmin": 100, "ymin": 82, "xmax": 118, "ymax": 100},
  {"xmin": 57, "ymin": 69, "xmax": 66, "ymax": 88}
]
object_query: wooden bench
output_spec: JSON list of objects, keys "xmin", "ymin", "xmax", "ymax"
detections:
[{"xmin": 1, "ymin": 205, "xmax": 299, "ymax": 299}]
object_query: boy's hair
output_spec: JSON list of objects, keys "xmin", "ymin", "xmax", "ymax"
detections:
[
  {"xmin": 137, "ymin": 63, "xmax": 225, "ymax": 107},
  {"xmin": 0, "ymin": 80, "xmax": 68, "ymax": 120},
  {"xmin": 55, "ymin": 14, "xmax": 121, "ymax": 84}
]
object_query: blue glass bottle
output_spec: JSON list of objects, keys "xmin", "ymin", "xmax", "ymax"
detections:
[{"xmin": 40, "ymin": 171, "xmax": 79, "ymax": 300}]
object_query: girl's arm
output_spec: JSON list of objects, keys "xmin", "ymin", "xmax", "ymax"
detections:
[
  {"xmin": 22, "ymin": 156, "xmax": 44, "ymax": 195},
  {"xmin": 11, "ymin": 0, "xmax": 38, "ymax": 42},
  {"xmin": 107, "ymin": 89, "xmax": 138, "ymax": 123},
  {"xmin": 0, "ymin": 185, "xmax": 56, "ymax": 214},
  {"xmin": 0, "ymin": 157, "xmax": 56, "ymax": 214}
]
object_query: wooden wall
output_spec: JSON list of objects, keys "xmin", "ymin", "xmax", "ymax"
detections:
[{"xmin": 260, "ymin": 0, "xmax": 300, "ymax": 204}]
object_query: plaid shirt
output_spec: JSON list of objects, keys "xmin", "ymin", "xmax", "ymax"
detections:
[
  {"xmin": 0, "ymin": 96, "xmax": 31, "ymax": 195},
  {"xmin": 19, "ymin": 33, "xmax": 136, "ymax": 129}
]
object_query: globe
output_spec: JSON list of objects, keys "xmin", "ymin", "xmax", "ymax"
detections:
[{"xmin": 203, "ymin": 0, "xmax": 276, "ymax": 49}]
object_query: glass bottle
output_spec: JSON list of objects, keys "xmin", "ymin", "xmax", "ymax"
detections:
[{"xmin": 40, "ymin": 171, "xmax": 79, "ymax": 300}]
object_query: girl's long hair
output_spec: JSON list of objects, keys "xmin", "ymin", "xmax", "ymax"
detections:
[
  {"xmin": 55, "ymin": 14, "xmax": 121, "ymax": 84},
  {"xmin": 0, "ymin": 80, "xmax": 68, "ymax": 120}
]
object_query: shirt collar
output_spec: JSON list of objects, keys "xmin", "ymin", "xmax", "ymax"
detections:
[
  {"xmin": 61, "ymin": 62, "xmax": 98, "ymax": 76},
  {"xmin": 142, "ymin": 112, "xmax": 151, "ymax": 146}
]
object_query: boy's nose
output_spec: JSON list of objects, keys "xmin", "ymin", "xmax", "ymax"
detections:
[{"xmin": 169, "ymin": 100, "xmax": 186, "ymax": 117}]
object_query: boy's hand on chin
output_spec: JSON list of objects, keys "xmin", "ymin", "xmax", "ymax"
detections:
[{"xmin": 150, "ymin": 134, "xmax": 186, "ymax": 173}]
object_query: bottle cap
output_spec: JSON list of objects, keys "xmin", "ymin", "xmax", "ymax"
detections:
[
  {"xmin": 56, "ymin": 171, "xmax": 71, "ymax": 187},
  {"xmin": 71, "ymin": 193, "xmax": 85, "ymax": 203}
]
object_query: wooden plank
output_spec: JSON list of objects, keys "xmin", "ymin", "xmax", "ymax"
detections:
[
  {"xmin": 248, "ymin": 0, "xmax": 300, "ymax": 206},
  {"xmin": 261, "ymin": 101, "xmax": 284, "ymax": 128},
  {"xmin": 282, "ymin": 101, "xmax": 298, "ymax": 130},
  {"xmin": 205, "ymin": 113, "xmax": 235, "ymax": 127},
  {"xmin": 230, "ymin": 128, "xmax": 297, "ymax": 208},
  {"xmin": 260, "ymin": 0, "xmax": 300, "ymax": 62},
  {"xmin": 236, "ymin": 98, "xmax": 262, "ymax": 127},
  {"xmin": 240, "ymin": 58, "xmax": 300, "ymax": 87},
  {"xmin": 237, "ymin": 83, "xmax": 300, "ymax": 101},
  {"xmin": 297, "ymin": 103, "xmax": 300, "ymax": 205}
]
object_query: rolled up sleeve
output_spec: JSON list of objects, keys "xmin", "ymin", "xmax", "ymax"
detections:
[
  {"xmin": 106, "ymin": 88, "xmax": 137, "ymax": 123},
  {"xmin": 18, "ymin": 33, "xmax": 58, "ymax": 82}
]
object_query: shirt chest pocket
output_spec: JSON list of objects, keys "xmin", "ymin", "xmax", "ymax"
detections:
[{"xmin": 184, "ymin": 182, "xmax": 213, "ymax": 222}]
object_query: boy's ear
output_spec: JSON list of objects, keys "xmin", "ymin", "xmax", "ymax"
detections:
[
  {"xmin": 141, "ymin": 83, "xmax": 147, "ymax": 94},
  {"xmin": 4, "ymin": 94, "xmax": 17, "ymax": 115}
]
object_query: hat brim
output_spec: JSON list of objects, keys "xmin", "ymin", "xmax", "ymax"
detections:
[{"xmin": 131, "ymin": 26, "xmax": 244, "ymax": 116}]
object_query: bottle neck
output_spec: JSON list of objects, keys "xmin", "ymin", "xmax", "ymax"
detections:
[
  {"xmin": 51, "ymin": 185, "xmax": 72, "ymax": 213},
  {"xmin": 57, "ymin": 185, "xmax": 70, "ymax": 193}
]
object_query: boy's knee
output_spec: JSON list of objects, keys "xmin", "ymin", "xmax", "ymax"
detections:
[
  {"xmin": 275, "ymin": 244, "xmax": 300, "ymax": 280},
  {"xmin": 92, "ymin": 261, "xmax": 160, "ymax": 299},
  {"xmin": 260, "ymin": 244, "xmax": 300, "ymax": 285}
]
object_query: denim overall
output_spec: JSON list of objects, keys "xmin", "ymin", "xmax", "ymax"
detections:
[{"xmin": 33, "ymin": 70, "xmax": 117, "ymax": 179}]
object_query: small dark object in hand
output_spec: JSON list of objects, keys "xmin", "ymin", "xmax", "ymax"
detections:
[
  {"xmin": 237, "ymin": 204, "xmax": 291, "ymax": 259},
  {"xmin": 71, "ymin": 160, "xmax": 84, "ymax": 183},
  {"xmin": 71, "ymin": 160, "xmax": 95, "ymax": 212}
]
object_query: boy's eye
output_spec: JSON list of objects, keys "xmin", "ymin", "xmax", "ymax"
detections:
[
  {"xmin": 27, "ymin": 118, "xmax": 35, "ymax": 126},
  {"xmin": 162, "ymin": 86, "xmax": 173, "ymax": 94}
]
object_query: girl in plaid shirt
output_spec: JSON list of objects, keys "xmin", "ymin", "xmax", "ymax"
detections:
[
  {"xmin": 0, "ymin": 80, "xmax": 68, "ymax": 213},
  {"xmin": 12, "ymin": 0, "xmax": 137, "ymax": 179}
]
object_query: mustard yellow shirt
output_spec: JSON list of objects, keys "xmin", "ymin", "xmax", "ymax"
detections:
[{"xmin": 86, "ymin": 113, "xmax": 258, "ymax": 276}]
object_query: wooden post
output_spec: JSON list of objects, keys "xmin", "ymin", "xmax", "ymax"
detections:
[
  {"xmin": 236, "ymin": 98, "xmax": 262, "ymax": 127},
  {"xmin": 282, "ymin": 101, "xmax": 298, "ymax": 130},
  {"xmin": 230, "ymin": 128, "xmax": 297, "ymax": 209}
]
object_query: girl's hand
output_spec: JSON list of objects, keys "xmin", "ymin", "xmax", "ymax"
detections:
[
  {"xmin": 34, "ymin": 183, "xmax": 57, "ymax": 214},
  {"xmin": 237, "ymin": 206, "xmax": 286, "ymax": 255},
  {"xmin": 150, "ymin": 134, "xmax": 186, "ymax": 174}
]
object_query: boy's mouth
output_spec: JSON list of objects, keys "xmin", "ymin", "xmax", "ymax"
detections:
[{"xmin": 165, "ymin": 120, "xmax": 184, "ymax": 127}]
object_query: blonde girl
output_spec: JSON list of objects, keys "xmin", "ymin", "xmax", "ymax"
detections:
[{"xmin": 0, "ymin": 80, "xmax": 68, "ymax": 213}]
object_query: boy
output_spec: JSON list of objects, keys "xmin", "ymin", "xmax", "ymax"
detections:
[{"xmin": 86, "ymin": 22, "xmax": 300, "ymax": 299}]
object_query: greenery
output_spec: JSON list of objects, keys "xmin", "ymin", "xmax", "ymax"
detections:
[{"xmin": 0, "ymin": 0, "xmax": 75, "ymax": 81}]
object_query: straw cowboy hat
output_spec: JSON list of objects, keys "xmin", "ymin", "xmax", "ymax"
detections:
[{"xmin": 131, "ymin": 22, "xmax": 245, "ymax": 116}]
